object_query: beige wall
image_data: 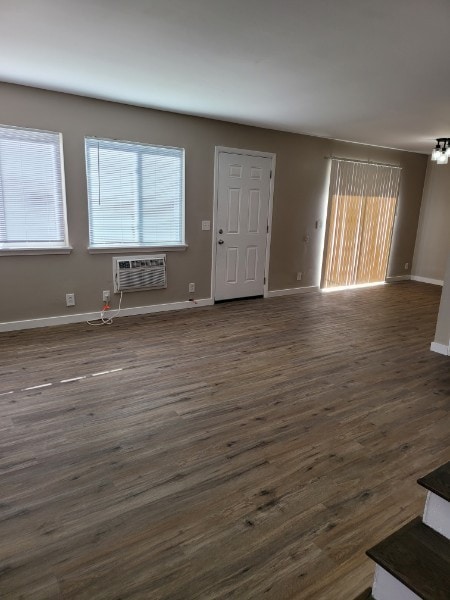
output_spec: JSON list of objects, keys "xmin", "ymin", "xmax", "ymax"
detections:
[
  {"xmin": 0, "ymin": 83, "xmax": 428, "ymax": 323},
  {"xmin": 413, "ymin": 159, "xmax": 450, "ymax": 282}
]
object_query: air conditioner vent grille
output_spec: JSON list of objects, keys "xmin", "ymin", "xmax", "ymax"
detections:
[{"xmin": 113, "ymin": 254, "xmax": 167, "ymax": 293}]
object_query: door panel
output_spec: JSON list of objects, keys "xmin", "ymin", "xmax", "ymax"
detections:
[
  {"xmin": 245, "ymin": 246, "xmax": 258, "ymax": 281},
  {"xmin": 229, "ymin": 164, "xmax": 243, "ymax": 178},
  {"xmin": 215, "ymin": 152, "xmax": 271, "ymax": 301},
  {"xmin": 248, "ymin": 190, "xmax": 261, "ymax": 233},
  {"xmin": 227, "ymin": 189, "xmax": 241, "ymax": 233},
  {"xmin": 226, "ymin": 247, "xmax": 239, "ymax": 283}
]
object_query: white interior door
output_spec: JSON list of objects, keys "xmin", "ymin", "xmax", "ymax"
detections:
[{"xmin": 214, "ymin": 151, "xmax": 272, "ymax": 301}]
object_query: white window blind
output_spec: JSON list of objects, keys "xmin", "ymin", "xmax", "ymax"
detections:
[
  {"xmin": 323, "ymin": 159, "xmax": 401, "ymax": 288},
  {"xmin": 0, "ymin": 125, "xmax": 68, "ymax": 250},
  {"xmin": 85, "ymin": 137, "xmax": 185, "ymax": 248}
]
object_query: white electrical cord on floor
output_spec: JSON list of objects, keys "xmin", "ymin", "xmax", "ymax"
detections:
[{"xmin": 87, "ymin": 291, "xmax": 123, "ymax": 326}]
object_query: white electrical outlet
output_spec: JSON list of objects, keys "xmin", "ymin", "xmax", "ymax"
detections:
[
  {"xmin": 297, "ymin": 272, "xmax": 302, "ymax": 281},
  {"xmin": 404, "ymin": 262, "xmax": 409, "ymax": 270},
  {"xmin": 103, "ymin": 290, "xmax": 110, "ymax": 302},
  {"xmin": 202, "ymin": 220, "xmax": 210, "ymax": 231},
  {"xmin": 189, "ymin": 283, "xmax": 195, "ymax": 293},
  {"xmin": 66, "ymin": 293, "xmax": 75, "ymax": 307}
]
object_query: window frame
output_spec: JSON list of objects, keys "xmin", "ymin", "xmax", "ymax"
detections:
[
  {"xmin": 85, "ymin": 136, "xmax": 187, "ymax": 252},
  {"xmin": 0, "ymin": 124, "xmax": 70, "ymax": 255}
]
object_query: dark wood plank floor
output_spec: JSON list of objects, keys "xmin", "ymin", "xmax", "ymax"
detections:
[{"xmin": 0, "ymin": 282, "xmax": 449, "ymax": 600}]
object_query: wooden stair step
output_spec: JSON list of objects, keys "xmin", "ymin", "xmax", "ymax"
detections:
[
  {"xmin": 353, "ymin": 588, "xmax": 373, "ymax": 599},
  {"xmin": 366, "ymin": 517, "xmax": 450, "ymax": 600},
  {"xmin": 418, "ymin": 461, "xmax": 450, "ymax": 502}
]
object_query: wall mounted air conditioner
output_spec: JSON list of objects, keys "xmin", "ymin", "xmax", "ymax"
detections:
[{"xmin": 113, "ymin": 254, "xmax": 167, "ymax": 293}]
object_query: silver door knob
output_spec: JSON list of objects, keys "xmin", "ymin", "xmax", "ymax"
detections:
[{"xmin": 218, "ymin": 239, "xmax": 224, "ymax": 245}]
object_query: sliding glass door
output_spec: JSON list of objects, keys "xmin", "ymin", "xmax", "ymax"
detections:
[{"xmin": 322, "ymin": 159, "xmax": 401, "ymax": 289}]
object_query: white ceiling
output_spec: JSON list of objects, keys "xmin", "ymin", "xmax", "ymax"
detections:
[{"xmin": 1, "ymin": 0, "xmax": 449, "ymax": 153}]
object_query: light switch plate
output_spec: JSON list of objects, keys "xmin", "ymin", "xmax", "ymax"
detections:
[{"xmin": 202, "ymin": 220, "xmax": 210, "ymax": 231}]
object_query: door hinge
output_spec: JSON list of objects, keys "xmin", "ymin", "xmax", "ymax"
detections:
[
  {"xmin": 270, "ymin": 170, "xmax": 273, "ymax": 179},
  {"xmin": 264, "ymin": 276, "xmax": 266, "ymax": 284},
  {"xmin": 267, "ymin": 223, "xmax": 269, "ymax": 233}
]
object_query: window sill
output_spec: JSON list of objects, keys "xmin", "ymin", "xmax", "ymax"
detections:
[
  {"xmin": 0, "ymin": 247, "xmax": 73, "ymax": 256},
  {"xmin": 88, "ymin": 244, "xmax": 188, "ymax": 254}
]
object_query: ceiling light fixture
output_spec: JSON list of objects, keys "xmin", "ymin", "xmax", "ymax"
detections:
[{"xmin": 431, "ymin": 138, "xmax": 450, "ymax": 164}]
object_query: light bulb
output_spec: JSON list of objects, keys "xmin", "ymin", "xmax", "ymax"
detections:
[
  {"xmin": 431, "ymin": 147, "xmax": 440, "ymax": 161},
  {"xmin": 436, "ymin": 151, "xmax": 448, "ymax": 164},
  {"xmin": 445, "ymin": 145, "xmax": 450, "ymax": 157}
]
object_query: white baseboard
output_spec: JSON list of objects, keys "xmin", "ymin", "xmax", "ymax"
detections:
[
  {"xmin": 430, "ymin": 341, "xmax": 450, "ymax": 356},
  {"xmin": 0, "ymin": 298, "xmax": 214, "ymax": 333},
  {"xmin": 411, "ymin": 275, "xmax": 444, "ymax": 286},
  {"xmin": 267, "ymin": 286, "xmax": 319, "ymax": 298},
  {"xmin": 386, "ymin": 275, "xmax": 411, "ymax": 282}
]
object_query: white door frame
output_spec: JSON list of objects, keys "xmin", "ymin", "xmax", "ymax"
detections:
[{"xmin": 211, "ymin": 146, "xmax": 276, "ymax": 301}]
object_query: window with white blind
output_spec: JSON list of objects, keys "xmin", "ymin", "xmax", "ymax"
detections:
[
  {"xmin": 322, "ymin": 159, "xmax": 401, "ymax": 289},
  {"xmin": 0, "ymin": 125, "xmax": 68, "ymax": 251},
  {"xmin": 85, "ymin": 137, "xmax": 185, "ymax": 249}
]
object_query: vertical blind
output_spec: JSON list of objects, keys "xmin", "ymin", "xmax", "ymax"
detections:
[
  {"xmin": 323, "ymin": 159, "xmax": 401, "ymax": 288},
  {"xmin": 0, "ymin": 125, "xmax": 67, "ymax": 249},
  {"xmin": 85, "ymin": 137, "xmax": 185, "ymax": 248}
]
